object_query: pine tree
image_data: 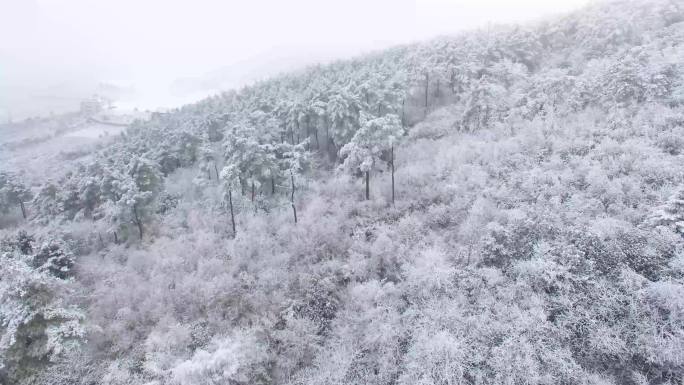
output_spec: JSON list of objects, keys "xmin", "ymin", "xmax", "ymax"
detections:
[
  {"xmin": 224, "ymin": 129, "xmax": 277, "ymax": 205},
  {"xmin": 0, "ymin": 172, "xmax": 33, "ymax": 220},
  {"xmin": 0, "ymin": 250, "xmax": 85, "ymax": 383},
  {"xmin": 326, "ymin": 87, "xmax": 362, "ymax": 156},
  {"xmin": 100, "ymin": 156, "xmax": 162, "ymax": 241},
  {"xmin": 31, "ymin": 241, "xmax": 75, "ymax": 280},
  {"xmin": 651, "ymin": 186, "xmax": 684, "ymax": 235},
  {"xmin": 339, "ymin": 113, "xmax": 404, "ymax": 200},
  {"xmin": 461, "ymin": 75, "xmax": 508, "ymax": 131},
  {"xmin": 277, "ymin": 142, "xmax": 311, "ymax": 224},
  {"xmin": 197, "ymin": 144, "xmax": 219, "ymax": 184},
  {"xmin": 220, "ymin": 164, "xmax": 240, "ymax": 236}
]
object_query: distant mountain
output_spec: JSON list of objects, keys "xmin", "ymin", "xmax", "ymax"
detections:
[{"xmin": 170, "ymin": 45, "xmax": 364, "ymax": 96}]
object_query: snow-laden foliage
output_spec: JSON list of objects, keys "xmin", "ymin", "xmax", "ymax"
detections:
[
  {"xmin": 171, "ymin": 329, "xmax": 270, "ymax": 385},
  {"xmin": 340, "ymin": 113, "xmax": 403, "ymax": 199},
  {"xmin": 0, "ymin": 242, "xmax": 85, "ymax": 382},
  {"xmin": 0, "ymin": 172, "xmax": 32, "ymax": 220},
  {"xmin": 651, "ymin": 186, "xmax": 684, "ymax": 235},
  {"xmin": 2, "ymin": 0, "xmax": 684, "ymax": 384},
  {"xmin": 340, "ymin": 113, "xmax": 403, "ymax": 174}
]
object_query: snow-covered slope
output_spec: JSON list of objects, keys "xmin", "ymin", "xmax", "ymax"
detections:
[{"xmin": 2, "ymin": 1, "xmax": 684, "ymax": 384}]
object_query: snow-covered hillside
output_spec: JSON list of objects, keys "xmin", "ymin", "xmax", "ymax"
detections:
[{"xmin": 2, "ymin": 1, "xmax": 684, "ymax": 384}]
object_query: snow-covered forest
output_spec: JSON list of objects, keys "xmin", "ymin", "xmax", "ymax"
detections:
[{"xmin": 2, "ymin": 0, "xmax": 684, "ymax": 384}]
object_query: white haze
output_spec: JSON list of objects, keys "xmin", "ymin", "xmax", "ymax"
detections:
[{"xmin": 0, "ymin": 0, "xmax": 590, "ymax": 120}]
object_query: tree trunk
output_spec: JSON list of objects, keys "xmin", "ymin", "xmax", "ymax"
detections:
[
  {"xmin": 450, "ymin": 69, "xmax": 456, "ymax": 94},
  {"xmin": 424, "ymin": 72, "xmax": 429, "ymax": 111},
  {"xmin": 113, "ymin": 231, "xmax": 118, "ymax": 244},
  {"xmin": 214, "ymin": 163, "xmax": 220, "ymax": 180},
  {"xmin": 296, "ymin": 121, "xmax": 300, "ymax": 144},
  {"xmin": 306, "ymin": 116, "xmax": 311, "ymax": 150},
  {"xmin": 251, "ymin": 181, "xmax": 255, "ymax": 202},
  {"xmin": 133, "ymin": 203, "xmax": 143, "ymax": 240},
  {"xmin": 329, "ymin": 138, "xmax": 337, "ymax": 164},
  {"xmin": 425, "ymin": 74, "xmax": 430, "ymax": 111},
  {"xmin": 325, "ymin": 116, "xmax": 329, "ymax": 152},
  {"xmin": 239, "ymin": 175, "xmax": 245, "ymax": 195},
  {"xmin": 228, "ymin": 187, "xmax": 236, "ymax": 236},
  {"xmin": 290, "ymin": 173, "xmax": 297, "ymax": 224},
  {"xmin": 314, "ymin": 128, "xmax": 319, "ymax": 150},
  {"xmin": 365, "ymin": 171, "xmax": 370, "ymax": 200},
  {"xmin": 401, "ymin": 99, "xmax": 406, "ymax": 127},
  {"xmin": 19, "ymin": 201, "xmax": 26, "ymax": 219},
  {"xmin": 391, "ymin": 145, "xmax": 395, "ymax": 205},
  {"xmin": 271, "ymin": 176, "xmax": 276, "ymax": 195}
]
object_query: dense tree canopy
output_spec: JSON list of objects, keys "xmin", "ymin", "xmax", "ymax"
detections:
[{"xmin": 2, "ymin": 1, "xmax": 684, "ymax": 384}]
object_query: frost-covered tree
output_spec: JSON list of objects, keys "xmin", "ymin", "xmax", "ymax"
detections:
[
  {"xmin": 651, "ymin": 186, "xmax": 684, "ymax": 235},
  {"xmin": 409, "ymin": 56, "xmax": 448, "ymax": 113},
  {"xmin": 102, "ymin": 156, "xmax": 162, "ymax": 241},
  {"xmin": 357, "ymin": 73, "xmax": 383, "ymax": 111},
  {"xmin": 77, "ymin": 175, "xmax": 101, "ymax": 220},
  {"xmin": 32, "ymin": 241, "xmax": 75, "ymax": 280},
  {"xmin": 326, "ymin": 87, "xmax": 362, "ymax": 154},
  {"xmin": 596, "ymin": 47, "xmax": 679, "ymax": 108},
  {"xmin": 3, "ymin": 230, "xmax": 35, "ymax": 255},
  {"xmin": 277, "ymin": 142, "xmax": 311, "ymax": 223},
  {"xmin": 202, "ymin": 114, "xmax": 226, "ymax": 142},
  {"xmin": 381, "ymin": 70, "xmax": 409, "ymax": 118},
  {"xmin": 224, "ymin": 129, "xmax": 278, "ymax": 202},
  {"xmin": 171, "ymin": 330, "xmax": 270, "ymax": 385},
  {"xmin": 196, "ymin": 143, "xmax": 219, "ymax": 185},
  {"xmin": 461, "ymin": 75, "xmax": 509, "ymax": 130},
  {"xmin": 0, "ymin": 250, "xmax": 85, "ymax": 383},
  {"xmin": 125, "ymin": 158, "xmax": 162, "ymax": 239},
  {"xmin": 220, "ymin": 164, "xmax": 240, "ymax": 236},
  {"xmin": 285, "ymin": 100, "xmax": 305, "ymax": 144},
  {"xmin": 0, "ymin": 172, "xmax": 33, "ymax": 219},
  {"xmin": 304, "ymin": 96, "xmax": 327, "ymax": 150},
  {"xmin": 340, "ymin": 113, "xmax": 404, "ymax": 200}
]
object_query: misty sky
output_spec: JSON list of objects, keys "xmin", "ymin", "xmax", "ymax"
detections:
[{"xmin": 0, "ymin": 0, "xmax": 591, "ymax": 119}]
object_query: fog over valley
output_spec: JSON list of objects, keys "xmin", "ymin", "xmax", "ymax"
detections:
[{"xmin": 1, "ymin": 0, "xmax": 590, "ymax": 120}]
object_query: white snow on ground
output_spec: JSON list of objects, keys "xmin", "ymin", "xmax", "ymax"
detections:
[
  {"xmin": 0, "ymin": 111, "xmax": 145, "ymax": 186},
  {"xmin": 64, "ymin": 124, "xmax": 126, "ymax": 139}
]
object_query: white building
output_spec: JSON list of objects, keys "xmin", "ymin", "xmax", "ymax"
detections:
[{"xmin": 80, "ymin": 96, "xmax": 105, "ymax": 116}]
